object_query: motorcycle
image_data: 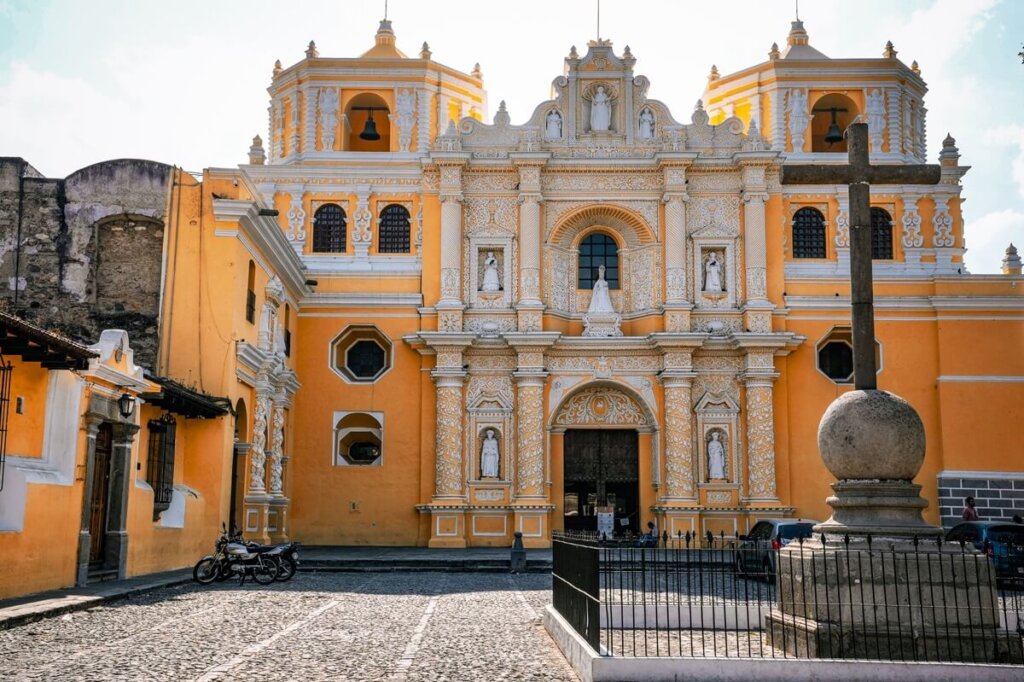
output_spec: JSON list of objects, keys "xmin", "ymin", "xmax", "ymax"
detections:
[
  {"xmin": 193, "ymin": 527, "xmax": 281, "ymax": 585},
  {"xmin": 236, "ymin": 539, "xmax": 300, "ymax": 582}
]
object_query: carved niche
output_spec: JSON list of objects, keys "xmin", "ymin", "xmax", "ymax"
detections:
[
  {"xmin": 465, "ymin": 375, "xmax": 514, "ymax": 483},
  {"xmin": 693, "ymin": 391, "xmax": 740, "ymax": 488}
]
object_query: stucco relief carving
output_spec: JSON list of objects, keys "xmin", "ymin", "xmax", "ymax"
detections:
[
  {"xmin": 463, "ymin": 315, "xmax": 516, "ymax": 335},
  {"xmin": 463, "ymin": 173, "xmax": 519, "ymax": 193},
  {"xmin": 687, "ymin": 196, "xmax": 740, "ymax": 236},
  {"xmin": 319, "ymin": 88, "xmax": 340, "ymax": 151},
  {"xmin": 516, "ymin": 382, "xmax": 545, "ymax": 495},
  {"xmin": 554, "ymin": 387, "xmax": 648, "ymax": 426},
  {"xmin": 249, "ymin": 389, "xmax": 270, "ymax": 493},
  {"xmin": 663, "ymin": 383, "xmax": 695, "ymax": 498},
  {"xmin": 545, "ymin": 248, "xmax": 571, "ymax": 312},
  {"xmin": 286, "ymin": 192, "xmax": 306, "ymax": 243},
  {"xmin": 466, "ymin": 375, "xmax": 513, "ymax": 409},
  {"xmin": 547, "ymin": 355, "xmax": 661, "ymax": 372},
  {"xmin": 746, "ymin": 382, "xmax": 777, "ymax": 499},
  {"xmin": 541, "ymin": 173, "xmax": 663, "ymax": 192},
  {"xmin": 268, "ymin": 401, "xmax": 285, "ymax": 494},
  {"xmin": 686, "ymin": 173, "xmax": 741, "ymax": 193},
  {"xmin": 901, "ymin": 199, "xmax": 924, "ymax": 248},
  {"xmin": 544, "ymin": 200, "xmax": 659, "ymax": 239},
  {"xmin": 434, "ymin": 383, "xmax": 465, "ymax": 497},
  {"xmin": 395, "ymin": 89, "xmax": 417, "ymax": 153},
  {"xmin": 468, "ymin": 355, "xmax": 516, "ymax": 371},
  {"xmin": 465, "ymin": 198, "xmax": 517, "ymax": 235},
  {"xmin": 933, "ymin": 197, "xmax": 955, "ymax": 247}
]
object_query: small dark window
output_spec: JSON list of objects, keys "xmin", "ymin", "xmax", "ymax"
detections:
[
  {"xmin": 871, "ymin": 207, "xmax": 894, "ymax": 260},
  {"xmin": 245, "ymin": 261, "xmax": 256, "ymax": 324},
  {"xmin": 378, "ymin": 204, "xmax": 411, "ymax": 254},
  {"xmin": 313, "ymin": 204, "xmax": 347, "ymax": 253},
  {"xmin": 0, "ymin": 355, "xmax": 11, "ymax": 490},
  {"xmin": 578, "ymin": 233, "xmax": 619, "ymax": 289},
  {"xmin": 147, "ymin": 416, "xmax": 177, "ymax": 520},
  {"xmin": 346, "ymin": 340, "xmax": 386, "ymax": 379},
  {"xmin": 818, "ymin": 341, "xmax": 854, "ymax": 383},
  {"xmin": 283, "ymin": 305, "xmax": 291, "ymax": 358},
  {"xmin": 348, "ymin": 441, "xmax": 381, "ymax": 463},
  {"xmin": 792, "ymin": 208, "xmax": 826, "ymax": 259}
]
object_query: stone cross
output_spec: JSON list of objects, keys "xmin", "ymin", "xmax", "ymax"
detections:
[{"xmin": 781, "ymin": 123, "xmax": 940, "ymax": 389}]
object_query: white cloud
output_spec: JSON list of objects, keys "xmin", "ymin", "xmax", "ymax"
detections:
[
  {"xmin": 963, "ymin": 209, "xmax": 1024, "ymax": 273},
  {"xmin": 986, "ymin": 125, "xmax": 1024, "ymax": 199}
]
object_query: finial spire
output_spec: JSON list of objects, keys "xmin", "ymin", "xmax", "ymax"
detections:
[
  {"xmin": 883, "ymin": 41, "xmax": 897, "ymax": 58},
  {"xmin": 384, "ymin": 0, "xmax": 388, "ymax": 20},
  {"xmin": 597, "ymin": 0, "xmax": 601, "ymax": 41}
]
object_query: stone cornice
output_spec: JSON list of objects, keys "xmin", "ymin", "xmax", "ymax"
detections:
[{"xmin": 212, "ymin": 199, "xmax": 308, "ymax": 301}]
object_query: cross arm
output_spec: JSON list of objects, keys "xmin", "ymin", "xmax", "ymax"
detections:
[
  {"xmin": 781, "ymin": 164, "xmax": 942, "ymax": 186},
  {"xmin": 866, "ymin": 164, "xmax": 941, "ymax": 186}
]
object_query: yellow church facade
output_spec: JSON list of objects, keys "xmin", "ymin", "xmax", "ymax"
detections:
[{"xmin": 1, "ymin": 18, "xmax": 1022, "ymax": 598}]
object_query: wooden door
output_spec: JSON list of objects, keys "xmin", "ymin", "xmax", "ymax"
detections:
[
  {"xmin": 89, "ymin": 424, "xmax": 113, "ymax": 565},
  {"xmin": 563, "ymin": 430, "xmax": 639, "ymax": 534}
]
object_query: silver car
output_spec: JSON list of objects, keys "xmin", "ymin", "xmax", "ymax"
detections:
[{"xmin": 735, "ymin": 519, "xmax": 819, "ymax": 578}]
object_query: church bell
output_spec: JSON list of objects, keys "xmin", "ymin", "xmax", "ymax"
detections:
[
  {"xmin": 823, "ymin": 107, "xmax": 845, "ymax": 146},
  {"xmin": 359, "ymin": 109, "xmax": 381, "ymax": 141}
]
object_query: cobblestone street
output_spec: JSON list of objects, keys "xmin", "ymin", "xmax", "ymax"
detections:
[{"xmin": 0, "ymin": 572, "xmax": 578, "ymax": 681}]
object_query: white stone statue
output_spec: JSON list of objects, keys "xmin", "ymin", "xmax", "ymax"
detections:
[
  {"xmin": 319, "ymin": 88, "xmax": 340, "ymax": 151},
  {"xmin": 786, "ymin": 88, "xmax": 809, "ymax": 151},
  {"xmin": 545, "ymin": 110, "xmax": 562, "ymax": 140},
  {"xmin": 395, "ymin": 89, "xmax": 417, "ymax": 152},
  {"xmin": 481, "ymin": 251, "xmax": 501, "ymax": 292},
  {"xmin": 590, "ymin": 86, "xmax": 611, "ymax": 132},
  {"xmin": 587, "ymin": 265, "xmax": 616, "ymax": 313},
  {"xmin": 638, "ymin": 108, "xmax": 655, "ymax": 139},
  {"xmin": 707, "ymin": 431, "xmax": 726, "ymax": 480},
  {"xmin": 703, "ymin": 252, "xmax": 724, "ymax": 293},
  {"xmin": 480, "ymin": 429, "xmax": 500, "ymax": 478},
  {"xmin": 866, "ymin": 89, "xmax": 886, "ymax": 151}
]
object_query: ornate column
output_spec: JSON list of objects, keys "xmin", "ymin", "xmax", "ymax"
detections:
[
  {"xmin": 352, "ymin": 185, "xmax": 373, "ymax": 261},
  {"xmin": 507, "ymin": 333, "xmax": 558, "ymax": 547},
  {"xmin": 248, "ymin": 371, "xmax": 271, "ymax": 495},
  {"xmin": 512, "ymin": 154, "xmax": 548, "ymax": 332},
  {"xmin": 662, "ymin": 375, "xmax": 696, "ymax": 500},
  {"xmin": 834, "ymin": 188, "xmax": 851, "ymax": 274},
  {"xmin": 302, "ymin": 85, "xmax": 316, "ymax": 157},
  {"xmin": 433, "ymin": 375, "xmax": 465, "ymax": 498},
  {"xmin": 658, "ymin": 156, "xmax": 696, "ymax": 332},
  {"xmin": 900, "ymin": 193, "xmax": 924, "ymax": 271},
  {"xmin": 738, "ymin": 157, "xmax": 777, "ymax": 333},
  {"xmin": 743, "ymin": 351, "xmax": 779, "ymax": 503},
  {"xmin": 435, "ymin": 156, "xmax": 468, "ymax": 331},
  {"xmin": 287, "ymin": 94, "xmax": 300, "ymax": 159}
]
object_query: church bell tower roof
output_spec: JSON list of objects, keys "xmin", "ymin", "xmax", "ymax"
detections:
[
  {"xmin": 361, "ymin": 19, "xmax": 408, "ymax": 58},
  {"xmin": 780, "ymin": 19, "xmax": 829, "ymax": 60}
]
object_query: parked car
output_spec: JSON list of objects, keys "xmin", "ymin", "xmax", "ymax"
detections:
[
  {"xmin": 945, "ymin": 521, "xmax": 1024, "ymax": 581},
  {"xmin": 735, "ymin": 519, "xmax": 819, "ymax": 579}
]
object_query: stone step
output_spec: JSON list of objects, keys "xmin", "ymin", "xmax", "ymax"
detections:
[{"xmin": 300, "ymin": 559, "xmax": 552, "ymax": 573}]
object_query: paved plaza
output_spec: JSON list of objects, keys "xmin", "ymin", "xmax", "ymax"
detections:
[{"xmin": 0, "ymin": 572, "xmax": 578, "ymax": 681}]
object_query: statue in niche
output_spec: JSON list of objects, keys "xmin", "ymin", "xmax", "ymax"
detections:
[
  {"xmin": 638, "ymin": 108, "xmax": 655, "ymax": 139},
  {"xmin": 480, "ymin": 429, "xmax": 500, "ymax": 478},
  {"xmin": 545, "ymin": 110, "xmax": 562, "ymax": 140},
  {"xmin": 707, "ymin": 431, "xmax": 727, "ymax": 481},
  {"xmin": 481, "ymin": 251, "xmax": 501, "ymax": 292},
  {"xmin": 590, "ymin": 86, "xmax": 611, "ymax": 132},
  {"xmin": 703, "ymin": 251, "xmax": 724, "ymax": 293},
  {"xmin": 587, "ymin": 265, "xmax": 616, "ymax": 313}
]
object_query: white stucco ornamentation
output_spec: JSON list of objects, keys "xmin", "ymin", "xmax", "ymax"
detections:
[
  {"xmin": 786, "ymin": 89, "xmax": 809, "ymax": 152},
  {"xmin": 933, "ymin": 196, "xmax": 955, "ymax": 247},
  {"xmin": 901, "ymin": 197, "xmax": 924, "ymax": 248},
  {"xmin": 865, "ymin": 89, "xmax": 886, "ymax": 153},
  {"xmin": 286, "ymin": 192, "xmax": 306, "ymax": 243},
  {"xmin": 319, "ymin": 88, "xmax": 340, "ymax": 152},
  {"xmin": 395, "ymin": 89, "xmax": 417, "ymax": 152}
]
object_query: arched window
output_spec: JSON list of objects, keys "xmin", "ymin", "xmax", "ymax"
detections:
[
  {"xmin": 246, "ymin": 261, "xmax": 256, "ymax": 323},
  {"xmin": 578, "ymin": 233, "xmax": 619, "ymax": 289},
  {"xmin": 313, "ymin": 204, "xmax": 346, "ymax": 253},
  {"xmin": 378, "ymin": 204, "xmax": 411, "ymax": 254},
  {"xmin": 870, "ymin": 207, "xmax": 894, "ymax": 260},
  {"xmin": 283, "ymin": 304, "xmax": 291, "ymax": 357},
  {"xmin": 792, "ymin": 208, "xmax": 827, "ymax": 259}
]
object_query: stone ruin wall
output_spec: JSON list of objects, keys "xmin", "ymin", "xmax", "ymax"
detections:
[{"xmin": 0, "ymin": 158, "xmax": 173, "ymax": 369}]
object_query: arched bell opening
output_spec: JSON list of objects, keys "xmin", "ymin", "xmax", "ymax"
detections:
[
  {"xmin": 345, "ymin": 93, "xmax": 391, "ymax": 152},
  {"xmin": 811, "ymin": 93, "xmax": 859, "ymax": 153}
]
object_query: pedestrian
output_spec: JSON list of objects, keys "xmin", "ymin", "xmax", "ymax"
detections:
[{"xmin": 961, "ymin": 495, "xmax": 980, "ymax": 521}]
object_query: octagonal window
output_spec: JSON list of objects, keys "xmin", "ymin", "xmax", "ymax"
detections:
[
  {"xmin": 814, "ymin": 326, "xmax": 882, "ymax": 385},
  {"xmin": 818, "ymin": 341, "xmax": 854, "ymax": 382},
  {"xmin": 331, "ymin": 325, "xmax": 393, "ymax": 383}
]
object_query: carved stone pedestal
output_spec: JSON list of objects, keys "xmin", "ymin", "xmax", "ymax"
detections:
[
  {"xmin": 766, "ymin": 540, "xmax": 1021, "ymax": 663},
  {"xmin": 582, "ymin": 312, "xmax": 622, "ymax": 337},
  {"xmin": 243, "ymin": 494, "xmax": 272, "ymax": 545},
  {"xmin": 512, "ymin": 505, "xmax": 553, "ymax": 548},
  {"xmin": 267, "ymin": 497, "xmax": 290, "ymax": 543}
]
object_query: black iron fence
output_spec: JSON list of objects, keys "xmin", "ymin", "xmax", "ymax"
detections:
[{"xmin": 551, "ymin": 531, "xmax": 1024, "ymax": 664}]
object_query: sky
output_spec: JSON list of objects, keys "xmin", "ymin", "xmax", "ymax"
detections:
[{"xmin": 0, "ymin": 0, "xmax": 1021, "ymax": 273}]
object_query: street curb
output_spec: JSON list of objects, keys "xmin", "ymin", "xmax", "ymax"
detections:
[{"xmin": 0, "ymin": 573, "xmax": 193, "ymax": 631}]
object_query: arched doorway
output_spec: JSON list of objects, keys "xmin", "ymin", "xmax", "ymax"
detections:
[
  {"xmin": 230, "ymin": 399, "xmax": 248, "ymax": 534},
  {"xmin": 551, "ymin": 383, "xmax": 655, "ymax": 536}
]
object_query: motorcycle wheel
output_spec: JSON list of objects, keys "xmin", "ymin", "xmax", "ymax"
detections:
[
  {"xmin": 274, "ymin": 556, "xmax": 297, "ymax": 582},
  {"xmin": 193, "ymin": 558, "xmax": 219, "ymax": 585},
  {"xmin": 252, "ymin": 558, "xmax": 278, "ymax": 585}
]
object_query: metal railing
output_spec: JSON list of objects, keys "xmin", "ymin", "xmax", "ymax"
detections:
[{"xmin": 552, "ymin": 531, "xmax": 1024, "ymax": 663}]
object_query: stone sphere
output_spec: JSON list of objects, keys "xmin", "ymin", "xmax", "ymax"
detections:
[{"xmin": 817, "ymin": 389, "xmax": 925, "ymax": 481}]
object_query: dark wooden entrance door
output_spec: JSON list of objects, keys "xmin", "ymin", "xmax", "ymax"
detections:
[
  {"xmin": 563, "ymin": 429, "xmax": 639, "ymax": 535},
  {"xmin": 88, "ymin": 423, "xmax": 113, "ymax": 566}
]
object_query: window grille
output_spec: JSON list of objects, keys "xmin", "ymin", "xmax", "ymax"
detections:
[
  {"xmin": 147, "ymin": 415, "xmax": 176, "ymax": 520},
  {"xmin": 346, "ymin": 341, "xmax": 386, "ymax": 379},
  {"xmin": 313, "ymin": 204, "xmax": 347, "ymax": 253},
  {"xmin": 871, "ymin": 207, "xmax": 894, "ymax": 260},
  {"xmin": 578, "ymin": 233, "xmax": 619, "ymax": 289},
  {"xmin": 284, "ymin": 329, "xmax": 292, "ymax": 357},
  {"xmin": 792, "ymin": 208, "xmax": 827, "ymax": 259},
  {"xmin": 378, "ymin": 204, "xmax": 411, "ymax": 254},
  {"xmin": 245, "ymin": 290, "xmax": 256, "ymax": 324},
  {"xmin": 0, "ymin": 355, "xmax": 11, "ymax": 491}
]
